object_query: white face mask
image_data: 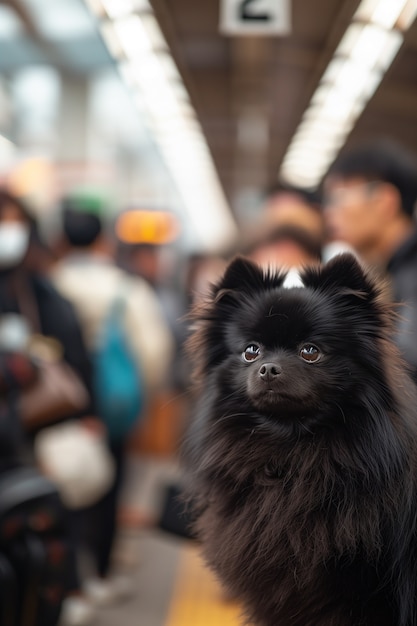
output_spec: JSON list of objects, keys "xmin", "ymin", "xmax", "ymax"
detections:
[{"xmin": 0, "ymin": 222, "xmax": 30, "ymax": 268}]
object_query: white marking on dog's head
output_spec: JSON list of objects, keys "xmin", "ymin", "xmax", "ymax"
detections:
[{"xmin": 282, "ymin": 269, "xmax": 304, "ymax": 289}]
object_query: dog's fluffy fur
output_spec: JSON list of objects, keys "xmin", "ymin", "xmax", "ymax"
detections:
[{"xmin": 183, "ymin": 254, "xmax": 417, "ymax": 626}]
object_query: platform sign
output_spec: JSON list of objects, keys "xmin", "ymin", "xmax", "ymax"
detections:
[{"xmin": 220, "ymin": 0, "xmax": 291, "ymax": 36}]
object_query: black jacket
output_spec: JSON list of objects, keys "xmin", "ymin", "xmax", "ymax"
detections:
[
  {"xmin": 31, "ymin": 274, "xmax": 93, "ymax": 396},
  {"xmin": 0, "ymin": 273, "xmax": 93, "ymax": 457},
  {"xmin": 387, "ymin": 230, "xmax": 417, "ymax": 381}
]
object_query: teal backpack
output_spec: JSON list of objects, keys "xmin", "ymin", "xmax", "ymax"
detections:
[{"xmin": 93, "ymin": 293, "xmax": 145, "ymax": 442}]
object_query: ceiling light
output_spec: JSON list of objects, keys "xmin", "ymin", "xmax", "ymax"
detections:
[
  {"xmin": 84, "ymin": 0, "xmax": 238, "ymax": 252},
  {"xmin": 355, "ymin": 0, "xmax": 410, "ymax": 29},
  {"xmin": 283, "ymin": 153, "xmax": 333, "ymax": 172},
  {"xmin": 279, "ymin": 168, "xmax": 320, "ymax": 188},
  {"xmin": 156, "ymin": 52, "xmax": 181, "ymax": 82},
  {"xmin": 289, "ymin": 138, "xmax": 341, "ymax": 159},
  {"xmin": 347, "ymin": 23, "xmax": 402, "ymax": 68},
  {"xmin": 279, "ymin": 0, "xmax": 415, "ymax": 189},
  {"xmin": 331, "ymin": 26, "xmax": 401, "ymax": 77},
  {"xmin": 100, "ymin": 0, "xmax": 150, "ymax": 19},
  {"xmin": 140, "ymin": 13, "xmax": 168, "ymax": 50},
  {"xmin": 397, "ymin": 0, "xmax": 417, "ymax": 30},
  {"xmin": 99, "ymin": 21, "xmax": 124, "ymax": 58},
  {"xmin": 290, "ymin": 121, "xmax": 343, "ymax": 144},
  {"xmin": 113, "ymin": 15, "xmax": 152, "ymax": 58},
  {"xmin": 302, "ymin": 107, "xmax": 346, "ymax": 130}
]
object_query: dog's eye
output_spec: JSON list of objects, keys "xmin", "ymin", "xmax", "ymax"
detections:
[
  {"xmin": 300, "ymin": 344, "xmax": 321, "ymax": 363},
  {"xmin": 242, "ymin": 344, "xmax": 261, "ymax": 362}
]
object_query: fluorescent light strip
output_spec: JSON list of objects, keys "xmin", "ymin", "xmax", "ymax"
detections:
[
  {"xmin": 279, "ymin": 0, "xmax": 415, "ymax": 188},
  {"xmin": 85, "ymin": 0, "xmax": 151, "ymax": 19},
  {"xmin": 355, "ymin": 0, "xmax": 411, "ymax": 29},
  {"xmin": 113, "ymin": 15, "xmax": 153, "ymax": 58},
  {"xmin": 85, "ymin": 0, "xmax": 237, "ymax": 252}
]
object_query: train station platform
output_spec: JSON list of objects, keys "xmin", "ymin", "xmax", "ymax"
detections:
[{"xmin": 74, "ymin": 455, "xmax": 245, "ymax": 626}]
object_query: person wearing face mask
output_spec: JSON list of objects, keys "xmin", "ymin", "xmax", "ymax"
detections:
[
  {"xmin": 0, "ymin": 219, "xmax": 30, "ymax": 267},
  {"xmin": 0, "ymin": 188, "xmax": 93, "ymax": 406},
  {"xmin": 0, "ymin": 188, "xmax": 98, "ymax": 626}
]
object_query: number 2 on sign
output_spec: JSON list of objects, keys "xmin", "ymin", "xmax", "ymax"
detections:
[{"xmin": 239, "ymin": 0, "xmax": 271, "ymax": 21}]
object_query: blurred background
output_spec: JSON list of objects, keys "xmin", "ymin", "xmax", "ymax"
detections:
[
  {"xmin": 1, "ymin": 0, "xmax": 416, "ymax": 250},
  {"xmin": 0, "ymin": 1, "xmax": 416, "ymax": 625}
]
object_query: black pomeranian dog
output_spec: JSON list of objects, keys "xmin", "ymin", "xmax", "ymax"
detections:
[{"xmin": 183, "ymin": 254, "xmax": 417, "ymax": 626}]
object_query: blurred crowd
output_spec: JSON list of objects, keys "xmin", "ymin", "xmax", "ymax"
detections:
[
  {"xmin": 1, "ymin": 134, "xmax": 417, "ymax": 626},
  {"xmin": 0, "ymin": 187, "xmax": 178, "ymax": 626},
  {"xmin": 242, "ymin": 137, "xmax": 417, "ymax": 382}
]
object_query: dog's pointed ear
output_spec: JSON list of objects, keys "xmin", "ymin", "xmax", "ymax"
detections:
[
  {"xmin": 302, "ymin": 253, "xmax": 377, "ymax": 299},
  {"xmin": 212, "ymin": 256, "xmax": 286, "ymax": 302},
  {"xmin": 213, "ymin": 256, "xmax": 265, "ymax": 295}
]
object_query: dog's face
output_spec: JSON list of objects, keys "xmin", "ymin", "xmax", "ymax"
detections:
[
  {"xmin": 228, "ymin": 287, "xmax": 346, "ymax": 414},
  {"xmin": 192, "ymin": 254, "xmax": 393, "ymax": 431}
]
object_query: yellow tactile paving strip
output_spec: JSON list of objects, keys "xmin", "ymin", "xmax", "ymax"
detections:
[{"xmin": 164, "ymin": 543, "xmax": 243, "ymax": 626}]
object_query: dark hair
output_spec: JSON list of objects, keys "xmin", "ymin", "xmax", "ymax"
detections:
[
  {"xmin": 0, "ymin": 188, "xmax": 36, "ymax": 231},
  {"xmin": 265, "ymin": 182, "xmax": 322, "ymax": 209},
  {"xmin": 62, "ymin": 203, "xmax": 102, "ymax": 248},
  {"xmin": 244, "ymin": 224, "xmax": 322, "ymax": 261},
  {"xmin": 327, "ymin": 138, "xmax": 417, "ymax": 216},
  {"xmin": 0, "ymin": 188, "xmax": 48, "ymax": 255}
]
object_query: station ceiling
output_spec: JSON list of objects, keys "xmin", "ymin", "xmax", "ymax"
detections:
[
  {"xmin": 150, "ymin": 0, "xmax": 417, "ymax": 211},
  {"xmin": 2, "ymin": 0, "xmax": 417, "ymax": 220}
]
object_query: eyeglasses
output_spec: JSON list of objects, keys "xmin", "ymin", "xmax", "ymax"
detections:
[{"xmin": 323, "ymin": 180, "xmax": 381, "ymax": 209}]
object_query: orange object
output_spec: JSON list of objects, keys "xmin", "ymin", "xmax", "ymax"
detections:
[{"xmin": 116, "ymin": 210, "xmax": 181, "ymax": 245}]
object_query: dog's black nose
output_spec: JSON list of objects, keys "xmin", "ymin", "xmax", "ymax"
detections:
[{"xmin": 259, "ymin": 363, "xmax": 282, "ymax": 381}]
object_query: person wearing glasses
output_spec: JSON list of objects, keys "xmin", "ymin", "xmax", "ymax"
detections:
[{"xmin": 322, "ymin": 137, "xmax": 417, "ymax": 381}]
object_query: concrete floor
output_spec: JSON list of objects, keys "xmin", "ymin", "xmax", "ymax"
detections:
[
  {"xmin": 60, "ymin": 454, "xmax": 244, "ymax": 626},
  {"xmin": 95, "ymin": 529, "xmax": 185, "ymax": 626},
  {"xmin": 84, "ymin": 455, "xmax": 195, "ymax": 626}
]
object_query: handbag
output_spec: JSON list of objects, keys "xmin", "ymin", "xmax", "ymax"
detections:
[
  {"xmin": 19, "ymin": 334, "xmax": 89, "ymax": 431},
  {"xmin": 34, "ymin": 419, "xmax": 115, "ymax": 509}
]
